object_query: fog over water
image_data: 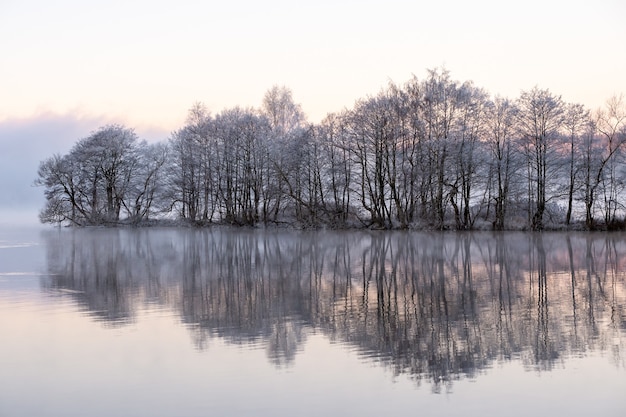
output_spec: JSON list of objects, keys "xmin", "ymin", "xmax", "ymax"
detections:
[{"xmin": 1, "ymin": 228, "xmax": 625, "ymax": 416}]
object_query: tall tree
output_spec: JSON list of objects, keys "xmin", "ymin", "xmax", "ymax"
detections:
[
  {"xmin": 449, "ymin": 82, "xmax": 489, "ymax": 229},
  {"xmin": 127, "ymin": 142, "xmax": 169, "ymax": 222},
  {"xmin": 517, "ymin": 87, "xmax": 564, "ymax": 230},
  {"xmin": 562, "ymin": 103, "xmax": 590, "ymax": 225},
  {"xmin": 595, "ymin": 95, "xmax": 626, "ymax": 226},
  {"xmin": 486, "ymin": 97, "xmax": 518, "ymax": 230},
  {"xmin": 345, "ymin": 94, "xmax": 396, "ymax": 228},
  {"xmin": 421, "ymin": 68, "xmax": 462, "ymax": 228},
  {"xmin": 316, "ymin": 113, "xmax": 353, "ymax": 226},
  {"xmin": 260, "ymin": 86, "xmax": 307, "ymax": 223}
]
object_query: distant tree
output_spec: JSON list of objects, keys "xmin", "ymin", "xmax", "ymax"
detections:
[
  {"xmin": 517, "ymin": 88, "xmax": 564, "ymax": 230},
  {"xmin": 486, "ymin": 96, "xmax": 518, "ymax": 230},
  {"xmin": 345, "ymin": 93, "xmax": 398, "ymax": 228},
  {"xmin": 36, "ymin": 153, "xmax": 83, "ymax": 225},
  {"xmin": 562, "ymin": 103, "xmax": 590, "ymax": 225},
  {"xmin": 168, "ymin": 104, "xmax": 216, "ymax": 222},
  {"xmin": 261, "ymin": 85, "xmax": 305, "ymax": 135},
  {"xmin": 260, "ymin": 85, "xmax": 308, "ymax": 223},
  {"xmin": 595, "ymin": 95, "xmax": 626, "ymax": 226},
  {"xmin": 169, "ymin": 127, "xmax": 200, "ymax": 221},
  {"xmin": 127, "ymin": 142, "xmax": 169, "ymax": 222},
  {"xmin": 36, "ymin": 124, "xmax": 159, "ymax": 225},
  {"xmin": 578, "ymin": 119, "xmax": 602, "ymax": 229},
  {"xmin": 213, "ymin": 107, "xmax": 270, "ymax": 225},
  {"xmin": 316, "ymin": 113, "xmax": 353, "ymax": 226},
  {"xmin": 402, "ymin": 75, "xmax": 430, "ymax": 223},
  {"xmin": 73, "ymin": 124, "xmax": 140, "ymax": 222},
  {"xmin": 576, "ymin": 95, "xmax": 626, "ymax": 229},
  {"xmin": 421, "ymin": 68, "xmax": 463, "ymax": 228},
  {"xmin": 448, "ymin": 82, "xmax": 489, "ymax": 229},
  {"xmin": 185, "ymin": 102, "xmax": 218, "ymax": 222},
  {"xmin": 383, "ymin": 82, "xmax": 417, "ymax": 228}
]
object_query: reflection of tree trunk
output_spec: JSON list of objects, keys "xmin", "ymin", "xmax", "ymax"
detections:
[
  {"xmin": 361, "ymin": 241, "xmax": 371, "ymax": 334},
  {"xmin": 431, "ymin": 233, "xmax": 451, "ymax": 382},
  {"xmin": 534, "ymin": 234, "xmax": 551, "ymax": 363},
  {"xmin": 375, "ymin": 236, "xmax": 386, "ymax": 320},
  {"xmin": 566, "ymin": 235, "xmax": 578, "ymax": 344},
  {"xmin": 495, "ymin": 233, "xmax": 513, "ymax": 357},
  {"xmin": 585, "ymin": 237, "xmax": 597, "ymax": 334},
  {"xmin": 604, "ymin": 236, "xmax": 618, "ymax": 330},
  {"xmin": 461, "ymin": 235, "xmax": 475, "ymax": 316},
  {"xmin": 460, "ymin": 234, "xmax": 481, "ymax": 367}
]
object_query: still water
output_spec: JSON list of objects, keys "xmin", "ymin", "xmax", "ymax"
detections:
[{"xmin": 0, "ymin": 227, "xmax": 624, "ymax": 416}]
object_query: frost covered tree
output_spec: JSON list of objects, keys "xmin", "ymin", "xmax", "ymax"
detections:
[
  {"xmin": 37, "ymin": 124, "xmax": 165, "ymax": 225},
  {"xmin": 168, "ymin": 103, "xmax": 216, "ymax": 222},
  {"xmin": 129, "ymin": 142, "xmax": 169, "ymax": 222},
  {"xmin": 36, "ymin": 153, "xmax": 82, "ymax": 225},
  {"xmin": 595, "ymin": 95, "xmax": 626, "ymax": 226},
  {"xmin": 421, "ymin": 68, "xmax": 462, "ymax": 228},
  {"xmin": 168, "ymin": 104, "xmax": 273, "ymax": 225},
  {"xmin": 448, "ymin": 82, "xmax": 489, "ymax": 229},
  {"xmin": 213, "ymin": 107, "xmax": 271, "ymax": 225},
  {"xmin": 517, "ymin": 88, "xmax": 564, "ymax": 230},
  {"xmin": 315, "ymin": 113, "xmax": 353, "ymax": 226},
  {"xmin": 485, "ymin": 97, "xmax": 519, "ymax": 230},
  {"xmin": 260, "ymin": 85, "xmax": 308, "ymax": 223},
  {"xmin": 562, "ymin": 103, "xmax": 590, "ymax": 225},
  {"xmin": 36, "ymin": 71, "xmax": 626, "ymax": 230},
  {"xmin": 578, "ymin": 95, "xmax": 626, "ymax": 229}
]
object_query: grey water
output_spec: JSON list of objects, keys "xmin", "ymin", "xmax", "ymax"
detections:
[{"xmin": 0, "ymin": 227, "xmax": 625, "ymax": 416}]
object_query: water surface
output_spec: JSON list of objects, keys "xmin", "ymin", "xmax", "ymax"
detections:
[{"xmin": 1, "ymin": 228, "xmax": 625, "ymax": 416}]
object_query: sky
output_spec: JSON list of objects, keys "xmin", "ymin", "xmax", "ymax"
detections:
[{"xmin": 1, "ymin": 0, "xmax": 625, "ymax": 223}]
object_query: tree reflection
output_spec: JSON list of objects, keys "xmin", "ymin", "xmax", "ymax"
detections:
[
  {"xmin": 42, "ymin": 229, "xmax": 140, "ymax": 325},
  {"xmin": 42, "ymin": 229, "xmax": 626, "ymax": 386}
]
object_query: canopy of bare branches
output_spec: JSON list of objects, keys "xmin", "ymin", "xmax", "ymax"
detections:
[{"xmin": 36, "ymin": 69, "xmax": 626, "ymax": 230}]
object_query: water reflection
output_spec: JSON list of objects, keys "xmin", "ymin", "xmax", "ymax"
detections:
[{"xmin": 42, "ymin": 229, "xmax": 626, "ymax": 386}]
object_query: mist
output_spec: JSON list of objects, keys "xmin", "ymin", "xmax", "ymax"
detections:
[{"xmin": 0, "ymin": 113, "xmax": 169, "ymax": 226}]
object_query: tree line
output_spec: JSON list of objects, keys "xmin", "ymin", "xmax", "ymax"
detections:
[{"xmin": 36, "ymin": 68, "xmax": 626, "ymax": 230}]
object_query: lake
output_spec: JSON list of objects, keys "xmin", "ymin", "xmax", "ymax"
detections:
[{"xmin": 1, "ymin": 227, "xmax": 625, "ymax": 416}]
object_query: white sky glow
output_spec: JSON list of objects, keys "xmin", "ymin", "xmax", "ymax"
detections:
[{"xmin": 1, "ymin": 0, "xmax": 625, "ymax": 129}]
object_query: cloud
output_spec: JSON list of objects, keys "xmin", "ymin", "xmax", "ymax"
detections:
[{"xmin": 0, "ymin": 113, "xmax": 170, "ymax": 224}]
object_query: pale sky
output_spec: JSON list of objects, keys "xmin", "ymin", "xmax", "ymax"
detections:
[
  {"xmin": 1, "ymin": 0, "xmax": 625, "ymax": 216},
  {"xmin": 2, "ymin": 0, "xmax": 625, "ymax": 128}
]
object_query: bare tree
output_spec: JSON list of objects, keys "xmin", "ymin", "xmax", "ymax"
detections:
[
  {"xmin": 260, "ymin": 86, "xmax": 308, "ymax": 224},
  {"xmin": 345, "ymin": 94, "xmax": 396, "ymax": 228},
  {"xmin": 576, "ymin": 96, "xmax": 626, "ymax": 229},
  {"xmin": 486, "ymin": 97, "xmax": 518, "ymax": 230},
  {"xmin": 36, "ymin": 153, "xmax": 84, "ymax": 225},
  {"xmin": 595, "ymin": 95, "xmax": 626, "ymax": 226},
  {"xmin": 127, "ymin": 142, "xmax": 169, "ymax": 222},
  {"xmin": 37, "ymin": 125, "xmax": 145, "ymax": 225},
  {"xmin": 517, "ymin": 88, "xmax": 564, "ymax": 230},
  {"xmin": 316, "ymin": 113, "xmax": 353, "ymax": 226},
  {"xmin": 214, "ymin": 107, "xmax": 270, "ymax": 225},
  {"xmin": 448, "ymin": 82, "xmax": 489, "ymax": 229},
  {"xmin": 262, "ymin": 85, "xmax": 305, "ymax": 135},
  {"xmin": 562, "ymin": 103, "xmax": 590, "ymax": 225},
  {"xmin": 36, "ymin": 73, "xmax": 625, "ymax": 230}
]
